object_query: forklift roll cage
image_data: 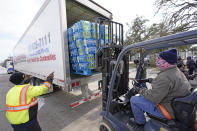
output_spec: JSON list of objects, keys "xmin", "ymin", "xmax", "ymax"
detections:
[{"xmin": 105, "ymin": 29, "xmax": 197, "ymax": 116}]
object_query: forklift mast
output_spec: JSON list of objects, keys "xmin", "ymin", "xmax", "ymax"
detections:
[{"xmin": 95, "ymin": 18, "xmax": 129, "ymax": 111}]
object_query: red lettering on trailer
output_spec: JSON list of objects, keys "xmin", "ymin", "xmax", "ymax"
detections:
[
  {"xmin": 59, "ymin": 80, "xmax": 64, "ymax": 83},
  {"xmin": 27, "ymin": 54, "xmax": 56, "ymax": 63}
]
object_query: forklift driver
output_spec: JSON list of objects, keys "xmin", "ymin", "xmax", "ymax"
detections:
[{"xmin": 130, "ymin": 48, "xmax": 191, "ymax": 127}]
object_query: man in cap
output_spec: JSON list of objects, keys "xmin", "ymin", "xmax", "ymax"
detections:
[
  {"xmin": 6, "ymin": 72, "xmax": 54, "ymax": 131},
  {"xmin": 130, "ymin": 48, "xmax": 191, "ymax": 127}
]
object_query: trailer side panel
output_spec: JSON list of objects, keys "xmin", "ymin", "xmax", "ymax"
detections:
[{"xmin": 13, "ymin": 0, "xmax": 65, "ymax": 86}]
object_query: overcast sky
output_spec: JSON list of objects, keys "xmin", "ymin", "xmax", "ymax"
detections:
[{"xmin": 0, "ymin": 0, "xmax": 160, "ymax": 62}]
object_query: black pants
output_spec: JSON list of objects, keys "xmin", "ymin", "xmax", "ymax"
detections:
[
  {"xmin": 189, "ymin": 68, "xmax": 194, "ymax": 75},
  {"xmin": 11, "ymin": 118, "xmax": 42, "ymax": 131}
]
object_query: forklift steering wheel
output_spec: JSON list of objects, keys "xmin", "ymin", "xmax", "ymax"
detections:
[
  {"xmin": 131, "ymin": 78, "xmax": 142, "ymax": 94},
  {"xmin": 131, "ymin": 78, "xmax": 140, "ymax": 87}
]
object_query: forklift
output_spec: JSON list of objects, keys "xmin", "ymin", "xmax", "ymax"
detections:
[{"xmin": 95, "ymin": 18, "xmax": 197, "ymax": 131}]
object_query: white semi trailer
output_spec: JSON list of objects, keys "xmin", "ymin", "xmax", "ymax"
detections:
[{"xmin": 13, "ymin": 0, "xmax": 112, "ymax": 107}]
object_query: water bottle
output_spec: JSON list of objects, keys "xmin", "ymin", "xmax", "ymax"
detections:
[
  {"xmin": 71, "ymin": 63, "xmax": 79, "ymax": 71},
  {"xmin": 70, "ymin": 49, "xmax": 78, "ymax": 57},
  {"xmin": 72, "ymin": 23, "xmax": 78, "ymax": 33},
  {"xmin": 99, "ymin": 25, "xmax": 109, "ymax": 44},
  {"xmin": 78, "ymin": 20, "xmax": 92, "ymax": 31},
  {"xmin": 76, "ymin": 39, "xmax": 96, "ymax": 48},
  {"xmin": 91, "ymin": 23, "xmax": 97, "ymax": 40},
  {"xmin": 77, "ymin": 54, "xmax": 95, "ymax": 63},
  {"xmin": 67, "ymin": 28, "xmax": 73, "ymax": 42},
  {"xmin": 70, "ymin": 56, "xmax": 77, "ymax": 63},
  {"xmin": 72, "ymin": 20, "xmax": 92, "ymax": 32},
  {"xmin": 78, "ymin": 48, "xmax": 85, "ymax": 56},
  {"xmin": 78, "ymin": 63, "xmax": 89, "ymax": 70},
  {"xmin": 84, "ymin": 47, "xmax": 96, "ymax": 54},
  {"xmin": 84, "ymin": 39, "xmax": 96, "ymax": 47},
  {"xmin": 76, "ymin": 39, "xmax": 83, "ymax": 48},
  {"xmin": 92, "ymin": 23, "xmax": 102, "ymax": 40},
  {"xmin": 68, "ymin": 41, "xmax": 76, "ymax": 50},
  {"xmin": 74, "ymin": 31, "xmax": 92, "ymax": 39},
  {"xmin": 78, "ymin": 62, "xmax": 95, "ymax": 70},
  {"xmin": 88, "ymin": 62, "xmax": 96, "ymax": 69}
]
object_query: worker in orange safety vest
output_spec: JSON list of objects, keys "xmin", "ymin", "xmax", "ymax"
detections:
[{"xmin": 6, "ymin": 72, "xmax": 54, "ymax": 131}]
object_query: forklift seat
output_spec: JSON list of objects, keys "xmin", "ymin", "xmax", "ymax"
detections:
[
  {"xmin": 148, "ymin": 89, "xmax": 197, "ymax": 130},
  {"xmin": 146, "ymin": 113, "xmax": 170, "ymax": 124},
  {"xmin": 172, "ymin": 88, "xmax": 197, "ymax": 129}
]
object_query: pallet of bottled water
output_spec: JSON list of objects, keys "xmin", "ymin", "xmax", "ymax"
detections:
[{"xmin": 67, "ymin": 20, "xmax": 108, "ymax": 75}]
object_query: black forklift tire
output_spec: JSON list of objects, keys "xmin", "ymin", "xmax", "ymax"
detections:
[{"xmin": 99, "ymin": 119, "xmax": 114, "ymax": 131}]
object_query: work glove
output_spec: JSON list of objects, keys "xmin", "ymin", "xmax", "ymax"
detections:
[
  {"xmin": 125, "ymin": 86, "xmax": 141, "ymax": 99},
  {"xmin": 46, "ymin": 72, "xmax": 54, "ymax": 84},
  {"xmin": 132, "ymin": 86, "xmax": 141, "ymax": 93},
  {"xmin": 147, "ymin": 78, "xmax": 153, "ymax": 83},
  {"xmin": 137, "ymin": 78, "xmax": 153, "ymax": 83}
]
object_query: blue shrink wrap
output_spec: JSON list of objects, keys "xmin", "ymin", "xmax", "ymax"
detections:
[
  {"xmin": 76, "ymin": 39, "xmax": 96, "ymax": 48},
  {"xmin": 77, "ymin": 54, "xmax": 95, "ymax": 63}
]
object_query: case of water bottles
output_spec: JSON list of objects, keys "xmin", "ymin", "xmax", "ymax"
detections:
[
  {"xmin": 67, "ymin": 20, "xmax": 102, "ymax": 76},
  {"xmin": 77, "ymin": 54, "xmax": 95, "ymax": 63},
  {"xmin": 76, "ymin": 39, "xmax": 95, "ymax": 48},
  {"xmin": 91, "ymin": 23, "xmax": 109, "ymax": 45}
]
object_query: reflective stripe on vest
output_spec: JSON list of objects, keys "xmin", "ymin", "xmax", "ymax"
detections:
[
  {"xmin": 6, "ymin": 98, "xmax": 38, "ymax": 112},
  {"xmin": 30, "ymin": 97, "xmax": 38, "ymax": 107},
  {"xmin": 20, "ymin": 86, "xmax": 29, "ymax": 105},
  {"xmin": 6, "ymin": 85, "xmax": 38, "ymax": 112}
]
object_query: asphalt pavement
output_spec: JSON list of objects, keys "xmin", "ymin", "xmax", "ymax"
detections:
[{"xmin": 0, "ymin": 66, "xmax": 159, "ymax": 131}]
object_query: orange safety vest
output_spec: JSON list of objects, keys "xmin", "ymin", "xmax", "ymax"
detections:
[
  {"xmin": 6, "ymin": 82, "xmax": 51, "ymax": 124},
  {"xmin": 6, "ymin": 85, "xmax": 38, "ymax": 112}
]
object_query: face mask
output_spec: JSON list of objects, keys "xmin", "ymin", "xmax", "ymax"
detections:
[{"xmin": 156, "ymin": 57, "xmax": 175, "ymax": 70}]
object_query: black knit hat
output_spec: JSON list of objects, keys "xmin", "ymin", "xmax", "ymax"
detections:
[
  {"xmin": 9, "ymin": 73, "xmax": 25, "ymax": 85},
  {"xmin": 159, "ymin": 48, "xmax": 178, "ymax": 64}
]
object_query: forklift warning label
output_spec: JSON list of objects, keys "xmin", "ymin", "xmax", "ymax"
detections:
[
  {"xmin": 160, "ymin": 128, "xmax": 168, "ymax": 131},
  {"xmin": 27, "ymin": 54, "xmax": 56, "ymax": 63}
]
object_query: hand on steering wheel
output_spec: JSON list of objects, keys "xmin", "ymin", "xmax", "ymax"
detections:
[
  {"xmin": 126, "ymin": 86, "xmax": 140, "ymax": 98},
  {"xmin": 130, "ymin": 78, "xmax": 141, "ymax": 88},
  {"xmin": 125, "ymin": 78, "xmax": 141, "ymax": 98},
  {"xmin": 132, "ymin": 85, "xmax": 141, "ymax": 93}
]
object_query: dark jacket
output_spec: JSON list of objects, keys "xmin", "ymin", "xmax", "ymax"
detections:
[
  {"xmin": 187, "ymin": 59, "xmax": 196, "ymax": 69},
  {"xmin": 180, "ymin": 68, "xmax": 197, "ymax": 80},
  {"xmin": 139, "ymin": 67, "xmax": 191, "ymax": 118}
]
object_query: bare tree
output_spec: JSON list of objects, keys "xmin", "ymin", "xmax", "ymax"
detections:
[
  {"xmin": 125, "ymin": 16, "xmax": 190, "ymax": 52},
  {"xmin": 125, "ymin": 16, "xmax": 171, "ymax": 45},
  {"xmin": 125, "ymin": 16, "xmax": 149, "ymax": 45},
  {"xmin": 155, "ymin": 0, "xmax": 197, "ymax": 30}
]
